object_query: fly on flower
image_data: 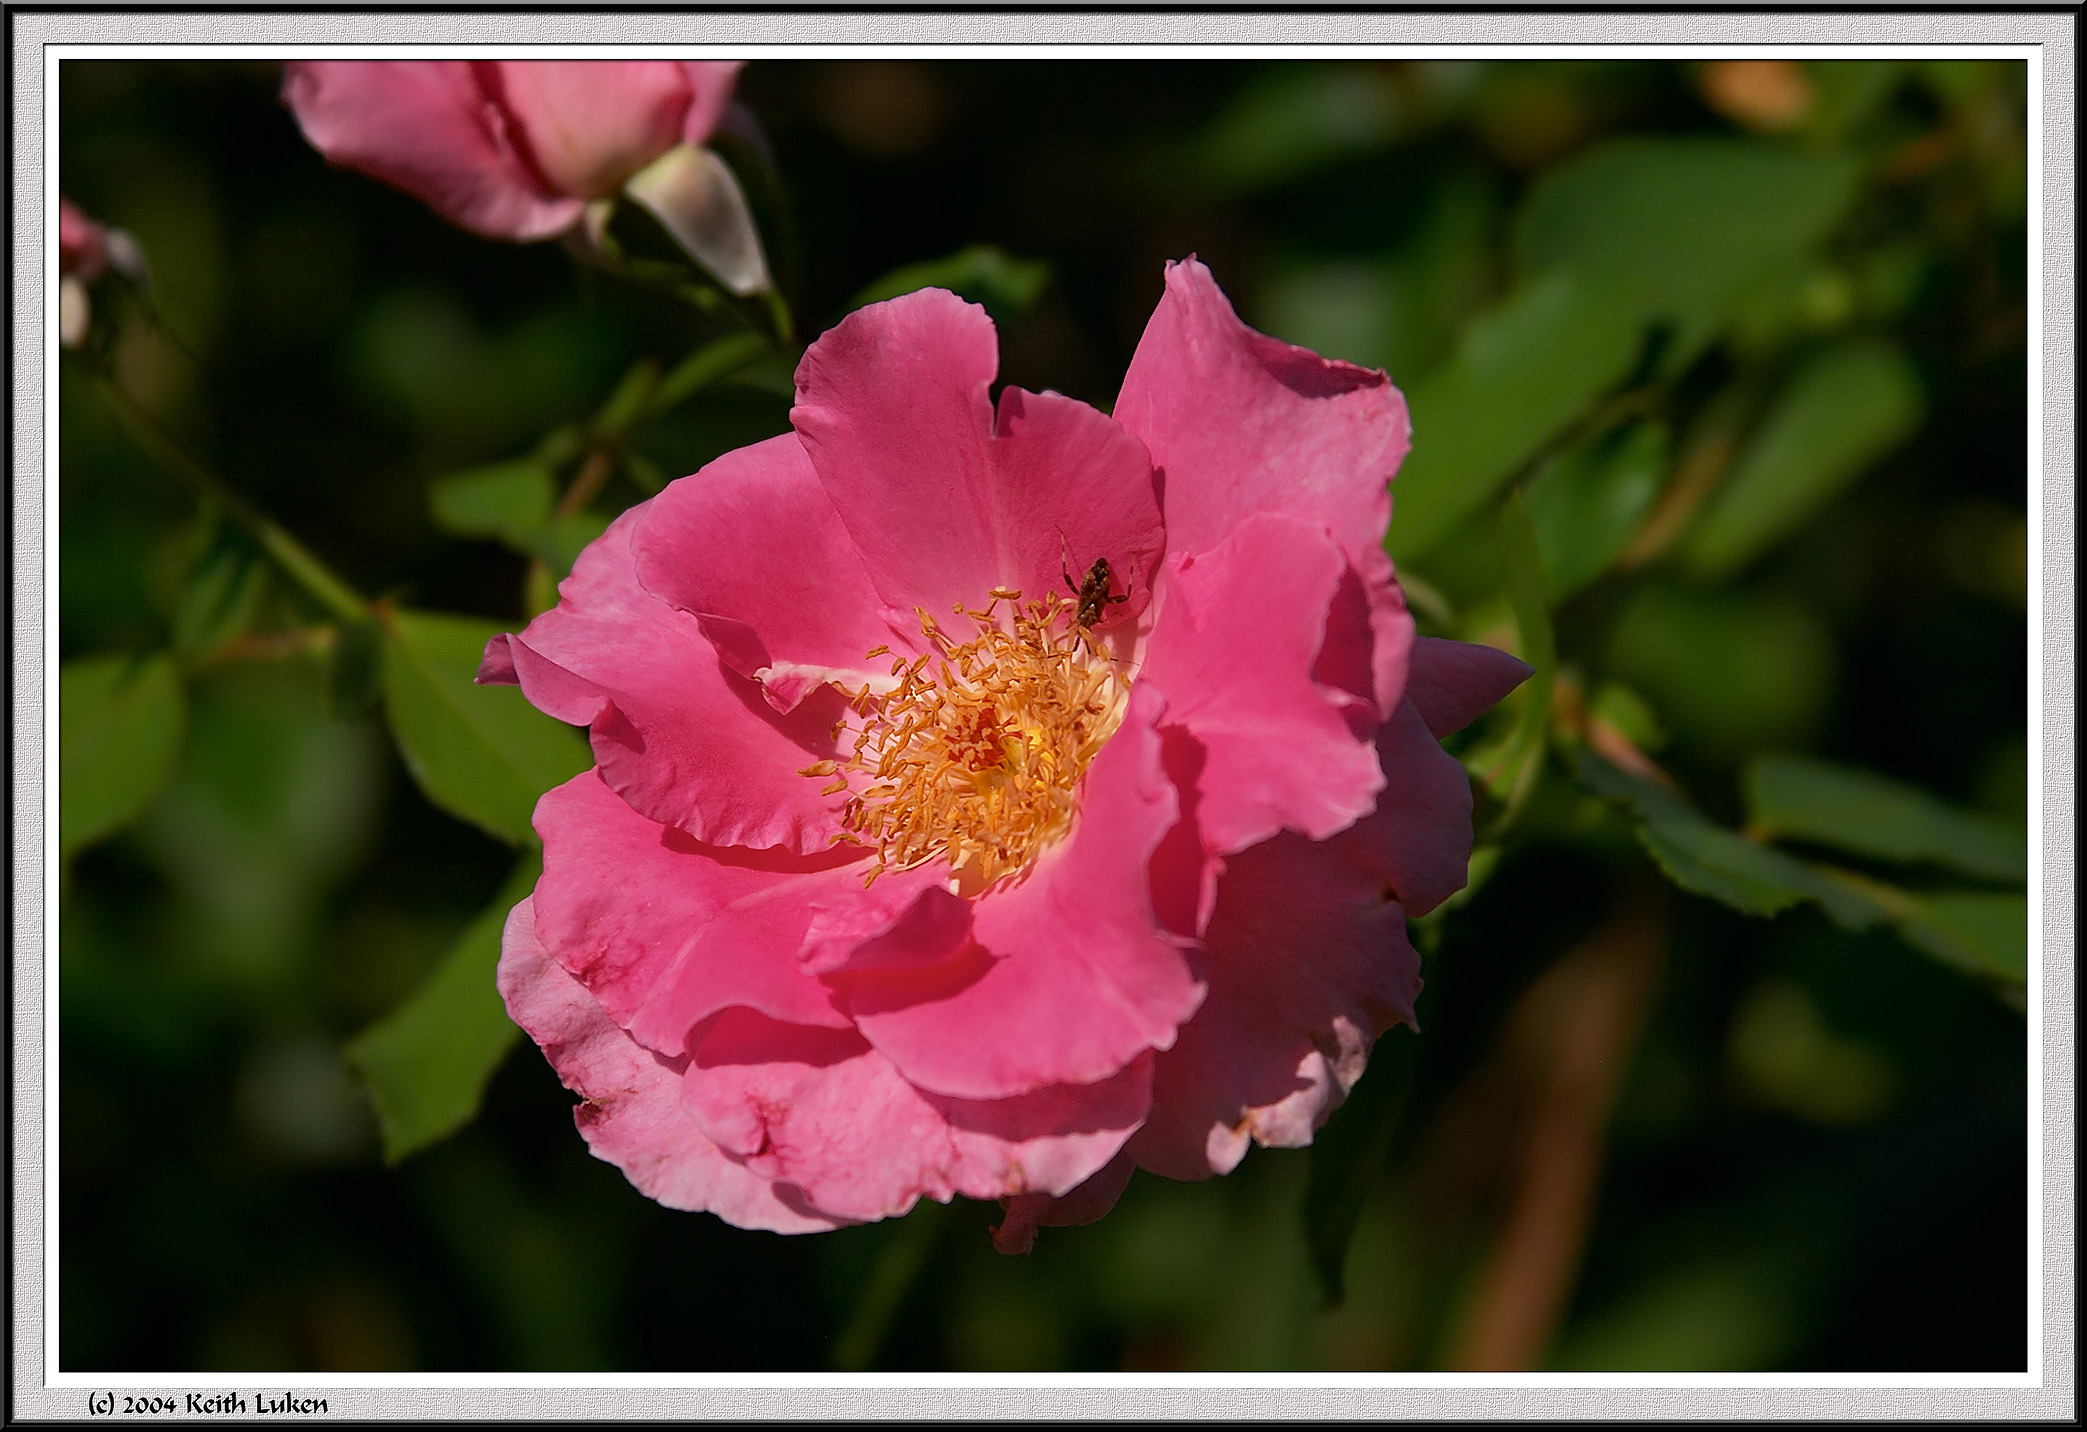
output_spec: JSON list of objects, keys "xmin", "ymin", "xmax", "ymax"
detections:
[{"xmin": 480, "ymin": 257, "xmax": 1530, "ymax": 1252}]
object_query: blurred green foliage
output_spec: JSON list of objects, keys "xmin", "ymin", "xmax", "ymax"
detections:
[{"xmin": 58, "ymin": 56, "xmax": 2028, "ymax": 1373}]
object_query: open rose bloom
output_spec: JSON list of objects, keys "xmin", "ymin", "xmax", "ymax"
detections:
[
  {"xmin": 483, "ymin": 259, "xmax": 1528, "ymax": 1250},
  {"xmin": 282, "ymin": 60, "xmax": 768, "ymax": 294}
]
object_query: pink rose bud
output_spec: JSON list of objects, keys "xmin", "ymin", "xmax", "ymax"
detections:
[
  {"xmin": 481, "ymin": 260, "xmax": 1531, "ymax": 1246},
  {"xmin": 57, "ymin": 198, "xmax": 144, "ymax": 348},
  {"xmin": 60, "ymin": 197, "xmax": 108, "ymax": 281},
  {"xmin": 282, "ymin": 60, "xmax": 766, "ymax": 292}
]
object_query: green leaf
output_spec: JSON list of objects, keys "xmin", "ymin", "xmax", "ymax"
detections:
[
  {"xmin": 1682, "ymin": 340, "xmax": 1922, "ymax": 578},
  {"xmin": 1386, "ymin": 273, "xmax": 1643, "ymax": 564},
  {"xmin": 380, "ymin": 611, "xmax": 590, "ymax": 844},
  {"xmin": 1572, "ymin": 751, "xmax": 2019, "ymax": 997},
  {"xmin": 1743, "ymin": 753, "xmax": 2026, "ymax": 883},
  {"xmin": 1892, "ymin": 890, "xmax": 2027, "ymax": 985},
  {"xmin": 1194, "ymin": 64, "xmax": 1400, "ymax": 193},
  {"xmin": 347, "ymin": 850, "xmax": 539, "ymax": 1162},
  {"xmin": 1636, "ymin": 819, "xmax": 1833, "ymax": 919},
  {"xmin": 1468, "ymin": 494, "xmax": 1556, "ymax": 835},
  {"xmin": 429, "ymin": 460, "xmax": 555, "ymax": 542},
  {"xmin": 851, "ymin": 245, "xmax": 1051, "ymax": 323},
  {"xmin": 1514, "ymin": 137, "xmax": 1861, "ymax": 329},
  {"xmin": 1522, "ymin": 421, "xmax": 1669, "ymax": 602},
  {"xmin": 60, "ymin": 653, "xmax": 186, "ymax": 863}
]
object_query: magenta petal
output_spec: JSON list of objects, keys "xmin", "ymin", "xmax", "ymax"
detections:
[
  {"xmin": 530, "ymin": 772, "xmax": 854, "ymax": 1057},
  {"xmin": 791, "ymin": 289, "xmax": 1163, "ymax": 622},
  {"xmin": 799, "ymin": 864, "xmax": 973, "ymax": 975},
  {"xmin": 489, "ymin": 504, "xmax": 848, "ymax": 853},
  {"xmin": 282, "ymin": 61, "xmax": 582, "ymax": 241},
  {"xmin": 981, "ymin": 385, "xmax": 1164, "ymax": 632},
  {"xmin": 844, "ymin": 685, "xmax": 1204, "ymax": 1100},
  {"xmin": 991, "ymin": 1147, "xmax": 1138, "ymax": 1254},
  {"xmin": 497, "ymin": 897, "xmax": 843, "ymax": 1233},
  {"xmin": 1349, "ymin": 698, "xmax": 1481, "ymax": 919},
  {"xmin": 1404, "ymin": 636, "xmax": 1536, "ymax": 738},
  {"xmin": 1138, "ymin": 513, "xmax": 1385, "ymax": 853},
  {"xmin": 1114, "ymin": 257, "xmax": 1408, "ymax": 566},
  {"xmin": 682, "ymin": 1010, "xmax": 1153, "ymax": 1223},
  {"xmin": 1129, "ymin": 826, "xmax": 1422, "ymax": 1182},
  {"xmin": 632, "ymin": 434, "xmax": 901, "ymax": 713}
]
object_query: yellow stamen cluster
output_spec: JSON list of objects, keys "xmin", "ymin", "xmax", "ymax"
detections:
[{"xmin": 802, "ymin": 587, "xmax": 1128, "ymax": 892}]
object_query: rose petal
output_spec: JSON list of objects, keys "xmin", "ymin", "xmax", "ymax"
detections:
[
  {"xmin": 991, "ymin": 1147, "xmax": 1138, "ymax": 1254},
  {"xmin": 1138, "ymin": 512, "xmax": 1385, "ymax": 854},
  {"xmin": 682, "ymin": 1009, "xmax": 1152, "ymax": 1223},
  {"xmin": 497, "ymin": 896, "xmax": 842, "ymax": 1233},
  {"xmin": 479, "ymin": 60, "xmax": 695, "ymax": 198},
  {"xmin": 676, "ymin": 61, "xmax": 745, "ymax": 146},
  {"xmin": 1128, "ymin": 826, "xmax": 1422, "ymax": 1182},
  {"xmin": 1348, "ymin": 697, "xmax": 1481, "ymax": 919},
  {"xmin": 282, "ymin": 61, "xmax": 582, "ymax": 241},
  {"xmin": 482, "ymin": 504, "xmax": 849, "ymax": 853},
  {"xmin": 1404, "ymin": 635, "xmax": 1536, "ymax": 738},
  {"xmin": 799, "ymin": 864, "xmax": 973, "ymax": 976},
  {"xmin": 530, "ymin": 771, "xmax": 855, "ymax": 1056},
  {"xmin": 791, "ymin": 288, "xmax": 1163, "ymax": 625},
  {"xmin": 842, "ymin": 684, "xmax": 1204, "ymax": 1099},
  {"xmin": 633, "ymin": 434, "xmax": 901, "ymax": 713},
  {"xmin": 59, "ymin": 198, "xmax": 107, "ymax": 281},
  {"xmin": 1114, "ymin": 256, "xmax": 1409, "ymax": 568}
]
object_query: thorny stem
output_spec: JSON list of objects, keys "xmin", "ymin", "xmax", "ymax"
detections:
[{"xmin": 90, "ymin": 371, "xmax": 370, "ymax": 626}]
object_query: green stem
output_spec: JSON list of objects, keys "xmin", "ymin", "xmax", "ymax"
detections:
[
  {"xmin": 645, "ymin": 331, "xmax": 771, "ymax": 422},
  {"xmin": 92, "ymin": 371, "xmax": 370, "ymax": 626}
]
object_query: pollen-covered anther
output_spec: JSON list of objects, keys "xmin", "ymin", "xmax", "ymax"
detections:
[{"xmin": 818, "ymin": 588, "xmax": 1128, "ymax": 891}]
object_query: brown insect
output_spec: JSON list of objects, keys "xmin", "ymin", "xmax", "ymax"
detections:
[{"xmin": 1064, "ymin": 555, "xmax": 1129, "ymax": 628}]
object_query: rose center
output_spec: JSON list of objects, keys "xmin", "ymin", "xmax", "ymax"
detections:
[{"xmin": 805, "ymin": 587, "xmax": 1128, "ymax": 892}]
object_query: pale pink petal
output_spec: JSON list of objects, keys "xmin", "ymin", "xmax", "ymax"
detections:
[
  {"xmin": 992, "ymin": 1147, "xmax": 1138, "ymax": 1254},
  {"xmin": 791, "ymin": 288, "xmax": 1163, "ymax": 624},
  {"xmin": 1114, "ymin": 257, "xmax": 1409, "ymax": 568},
  {"xmin": 632, "ymin": 434, "xmax": 903, "ymax": 713},
  {"xmin": 481, "ymin": 60, "xmax": 694, "ymax": 199},
  {"xmin": 842, "ymin": 685, "xmax": 1204, "ymax": 1100},
  {"xmin": 1138, "ymin": 513, "xmax": 1384, "ymax": 854},
  {"xmin": 1404, "ymin": 636, "xmax": 1535, "ymax": 738},
  {"xmin": 497, "ymin": 896, "xmax": 842, "ymax": 1233},
  {"xmin": 1348, "ymin": 698, "xmax": 1482, "ymax": 919},
  {"xmin": 282, "ymin": 61, "xmax": 582, "ymax": 240},
  {"xmin": 530, "ymin": 773, "xmax": 854, "ymax": 1056},
  {"xmin": 682, "ymin": 1010, "xmax": 1153, "ymax": 1223},
  {"xmin": 676, "ymin": 61, "xmax": 745, "ymax": 145},
  {"xmin": 479, "ymin": 504, "xmax": 849, "ymax": 853},
  {"xmin": 1128, "ymin": 826, "xmax": 1422, "ymax": 1182}
]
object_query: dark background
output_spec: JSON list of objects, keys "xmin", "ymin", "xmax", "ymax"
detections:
[{"xmin": 57, "ymin": 57, "xmax": 2028, "ymax": 1371}]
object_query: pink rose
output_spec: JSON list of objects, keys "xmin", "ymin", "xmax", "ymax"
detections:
[
  {"xmin": 57, "ymin": 197, "xmax": 144, "ymax": 349},
  {"xmin": 483, "ymin": 258, "xmax": 1530, "ymax": 1247},
  {"xmin": 60, "ymin": 197, "xmax": 108, "ymax": 280},
  {"xmin": 281, "ymin": 60, "xmax": 767, "ymax": 293}
]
